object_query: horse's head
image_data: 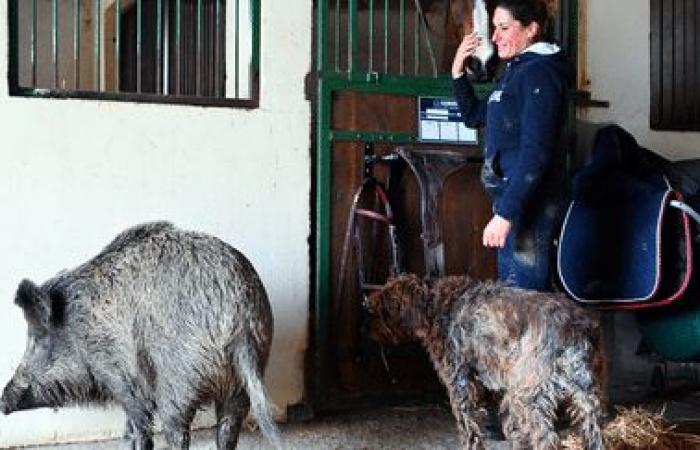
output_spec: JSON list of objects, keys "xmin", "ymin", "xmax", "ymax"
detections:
[
  {"xmin": 467, "ymin": 0, "xmax": 497, "ymax": 81},
  {"xmin": 445, "ymin": 0, "xmax": 497, "ymax": 81}
]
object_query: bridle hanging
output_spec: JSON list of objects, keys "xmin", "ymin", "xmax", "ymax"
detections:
[{"xmin": 336, "ymin": 145, "xmax": 403, "ymax": 303}]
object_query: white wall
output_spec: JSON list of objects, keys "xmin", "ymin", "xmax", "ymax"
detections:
[
  {"xmin": 0, "ymin": 1, "xmax": 312, "ymax": 447},
  {"xmin": 580, "ymin": 0, "xmax": 700, "ymax": 161}
]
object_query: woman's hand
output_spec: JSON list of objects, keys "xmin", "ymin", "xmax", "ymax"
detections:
[
  {"xmin": 482, "ymin": 215, "xmax": 511, "ymax": 248},
  {"xmin": 452, "ymin": 31, "xmax": 483, "ymax": 78}
]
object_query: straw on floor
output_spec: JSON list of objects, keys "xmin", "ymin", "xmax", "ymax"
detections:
[{"xmin": 563, "ymin": 405, "xmax": 700, "ymax": 450}]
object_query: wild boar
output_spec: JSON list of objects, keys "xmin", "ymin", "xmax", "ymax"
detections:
[{"xmin": 0, "ymin": 221, "xmax": 280, "ymax": 450}]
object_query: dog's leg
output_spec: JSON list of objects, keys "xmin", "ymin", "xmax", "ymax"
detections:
[
  {"xmin": 569, "ymin": 388, "xmax": 604, "ymax": 450},
  {"xmin": 499, "ymin": 393, "xmax": 527, "ymax": 447},
  {"xmin": 443, "ymin": 364, "xmax": 486, "ymax": 450},
  {"xmin": 501, "ymin": 384, "xmax": 560, "ymax": 450},
  {"xmin": 565, "ymin": 370, "xmax": 605, "ymax": 450},
  {"xmin": 559, "ymin": 348, "xmax": 605, "ymax": 450},
  {"xmin": 527, "ymin": 388, "xmax": 561, "ymax": 450}
]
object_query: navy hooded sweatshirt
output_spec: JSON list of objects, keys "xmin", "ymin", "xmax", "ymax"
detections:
[{"xmin": 452, "ymin": 43, "xmax": 568, "ymax": 223}]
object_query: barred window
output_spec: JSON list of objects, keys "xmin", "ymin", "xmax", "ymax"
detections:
[
  {"xmin": 650, "ymin": 0, "xmax": 700, "ymax": 130},
  {"xmin": 8, "ymin": 0, "xmax": 259, "ymax": 107}
]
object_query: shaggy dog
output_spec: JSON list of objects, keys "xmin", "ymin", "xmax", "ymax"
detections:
[{"xmin": 365, "ymin": 274, "xmax": 606, "ymax": 450}]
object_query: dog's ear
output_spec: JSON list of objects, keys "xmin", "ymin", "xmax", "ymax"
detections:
[
  {"xmin": 390, "ymin": 275, "xmax": 430, "ymax": 331},
  {"xmin": 400, "ymin": 273, "xmax": 429, "ymax": 304}
]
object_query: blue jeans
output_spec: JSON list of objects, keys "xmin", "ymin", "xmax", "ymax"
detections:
[
  {"xmin": 496, "ymin": 195, "xmax": 560, "ymax": 291},
  {"xmin": 481, "ymin": 156, "xmax": 562, "ymax": 291}
]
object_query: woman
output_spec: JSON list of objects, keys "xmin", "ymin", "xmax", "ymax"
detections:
[{"xmin": 452, "ymin": 0, "xmax": 568, "ymax": 290}]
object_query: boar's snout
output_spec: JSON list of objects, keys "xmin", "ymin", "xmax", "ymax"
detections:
[
  {"xmin": 0, "ymin": 385, "xmax": 14, "ymax": 415},
  {"xmin": 0, "ymin": 377, "xmax": 31, "ymax": 415}
]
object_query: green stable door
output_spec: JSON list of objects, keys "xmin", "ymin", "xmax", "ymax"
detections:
[{"xmin": 311, "ymin": 0, "xmax": 579, "ymax": 413}]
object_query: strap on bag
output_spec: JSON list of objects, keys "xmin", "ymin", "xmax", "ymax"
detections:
[{"xmin": 612, "ymin": 191, "xmax": 694, "ymax": 310}]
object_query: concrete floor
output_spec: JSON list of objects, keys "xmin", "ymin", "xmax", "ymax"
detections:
[
  {"xmin": 13, "ymin": 404, "xmax": 506, "ymax": 450},
  {"xmin": 10, "ymin": 389, "xmax": 700, "ymax": 450}
]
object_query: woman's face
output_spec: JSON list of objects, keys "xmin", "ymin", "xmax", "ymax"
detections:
[{"xmin": 491, "ymin": 7, "xmax": 539, "ymax": 60}]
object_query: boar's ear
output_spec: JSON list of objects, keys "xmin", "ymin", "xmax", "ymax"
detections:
[{"xmin": 14, "ymin": 279, "xmax": 51, "ymax": 330}]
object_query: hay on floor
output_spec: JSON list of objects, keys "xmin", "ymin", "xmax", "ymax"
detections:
[{"xmin": 562, "ymin": 405, "xmax": 700, "ymax": 450}]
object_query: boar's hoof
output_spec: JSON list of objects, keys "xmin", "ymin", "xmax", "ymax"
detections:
[{"xmin": 130, "ymin": 437, "xmax": 154, "ymax": 450}]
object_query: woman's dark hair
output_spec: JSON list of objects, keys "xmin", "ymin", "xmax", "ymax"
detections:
[{"xmin": 495, "ymin": 0, "xmax": 551, "ymax": 40}]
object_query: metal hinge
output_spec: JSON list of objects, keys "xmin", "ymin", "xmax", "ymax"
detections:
[{"xmin": 574, "ymin": 90, "xmax": 610, "ymax": 108}]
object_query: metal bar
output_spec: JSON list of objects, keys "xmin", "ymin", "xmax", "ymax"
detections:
[
  {"xmin": 251, "ymin": 0, "xmax": 260, "ymax": 84},
  {"xmin": 53, "ymin": 0, "xmax": 59, "ymax": 89},
  {"xmin": 383, "ymin": 0, "xmax": 388, "ymax": 72},
  {"xmin": 115, "ymin": 0, "xmax": 120, "ymax": 91},
  {"xmin": 331, "ymin": 130, "xmax": 418, "ymax": 144},
  {"xmin": 334, "ymin": 0, "xmax": 340, "ymax": 71},
  {"xmin": 686, "ymin": 0, "xmax": 696, "ymax": 126},
  {"xmin": 414, "ymin": 4, "xmax": 419, "ymax": 75},
  {"xmin": 314, "ymin": 75, "xmax": 333, "ymax": 412},
  {"xmin": 695, "ymin": 0, "xmax": 700, "ymax": 125},
  {"xmin": 399, "ymin": 0, "xmax": 405, "ymax": 75},
  {"xmin": 32, "ymin": 0, "xmax": 37, "ymax": 86},
  {"xmin": 75, "ymin": 0, "xmax": 81, "ymax": 89},
  {"xmin": 175, "ymin": 0, "xmax": 181, "ymax": 95},
  {"xmin": 673, "ymin": 0, "xmax": 685, "ymax": 124},
  {"xmin": 156, "ymin": 0, "xmax": 163, "ymax": 94},
  {"xmin": 368, "ymin": 0, "xmax": 374, "ymax": 72},
  {"xmin": 95, "ymin": 0, "xmax": 101, "ymax": 91},
  {"xmin": 318, "ymin": 0, "xmax": 329, "ymax": 72},
  {"xmin": 320, "ymin": 71, "xmax": 462, "ymax": 96},
  {"xmin": 235, "ymin": 0, "xmax": 240, "ymax": 98},
  {"xmin": 196, "ymin": 0, "xmax": 202, "ymax": 96},
  {"xmin": 8, "ymin": 0, "xmax": 19, "ymax": 92},
  {"xmin": 136, "ymin": 0, "xmax": 142, "ymax": 93},
  {"xmin": 348, "ymin": 0, "xmax": 358, "ymax": 73},
  {"xmin": 649, "ymin": 0, "xmax": 663, "ymax": 128},
  {"xmin": 163, "ymin": 0, "xmax": 170, "ymax": 94},
  {"xmin": 414, "ymin": 0, "xmax": 438, "ymax": 77},
  {"xmin": 12, "ymin": 86, "xmax": 258, "ymax": 108},
  {"xmin": 214, "ymin": 0, "xmax": 221, "ymax": 97}
]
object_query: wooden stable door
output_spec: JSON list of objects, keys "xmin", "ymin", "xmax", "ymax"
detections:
[{"xmin": 322, "ymin": 90, "xmax": 496, "ymax": 409}]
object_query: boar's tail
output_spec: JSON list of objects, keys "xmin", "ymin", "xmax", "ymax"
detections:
[{"xmin": 234, "ymin": 345, "xmax": 283, "ymax": 449}]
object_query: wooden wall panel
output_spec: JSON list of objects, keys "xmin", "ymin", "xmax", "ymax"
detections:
[
  {"xmin": 442, "ymin": 163, "xmax": 498, "ymax": 278},
  {"xmin": 333, "ymin": 91, "xmax": 416, "ymax": 132},
  {"xmin": 325, "ymin": 90, "xmax": 496, "ymax": 401}
]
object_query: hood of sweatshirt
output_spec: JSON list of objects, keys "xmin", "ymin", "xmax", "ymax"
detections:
[{"xmin": 505, "ymin": 42, "xmax": 570, "ymax": 82}]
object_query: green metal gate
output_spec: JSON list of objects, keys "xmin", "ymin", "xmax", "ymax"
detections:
[{"xmin": 311, "ymin": 0, "xmax": 578, "ymax": 413}]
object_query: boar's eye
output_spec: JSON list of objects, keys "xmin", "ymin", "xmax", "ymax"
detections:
[
  {"xmin": 27, "ymin": 321, "xmax": 49, "ymax": 340},
  {"xmin": 26, "ymin": 332, "xmax": 53, "ymax": 363}
]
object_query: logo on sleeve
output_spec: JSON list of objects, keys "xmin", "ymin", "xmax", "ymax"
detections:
[{"xmin": 488, "ymin": 90, "xmax": 502, "ymax": 103}]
